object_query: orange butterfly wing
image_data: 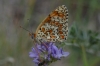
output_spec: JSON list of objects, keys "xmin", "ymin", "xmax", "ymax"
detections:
[{"xmin": 35, "ymin": 5, "xmax": 68, "ymax": 42}]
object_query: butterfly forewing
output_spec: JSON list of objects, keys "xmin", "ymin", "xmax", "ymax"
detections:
[{"xmin": 35, "ymin": 5, "xmax": 68, "ymax": 42}]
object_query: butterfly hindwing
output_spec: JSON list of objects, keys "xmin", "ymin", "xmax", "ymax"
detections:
[{"xmin": 35, "ymin": 5, "xmax": 68, "ymax": 42}]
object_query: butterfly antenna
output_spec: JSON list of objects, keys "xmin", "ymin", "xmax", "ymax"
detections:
[{"xmin": 20, "ymin": 26, "xmax": 31, "ymax": 33}]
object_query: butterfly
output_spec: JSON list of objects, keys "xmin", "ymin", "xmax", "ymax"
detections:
[{"xmin": 28, "ymin": 5, "xmax": 68, "ymax": 42}]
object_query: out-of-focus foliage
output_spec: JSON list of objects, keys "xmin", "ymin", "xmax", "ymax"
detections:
[{"xmin": 67, "ymin": 23, "xmax": 100, "ymax": 66}]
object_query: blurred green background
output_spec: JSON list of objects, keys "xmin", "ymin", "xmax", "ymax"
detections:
[{"xmin": 0, "ymin": 0, "xmax": 100, "ymax": 66}]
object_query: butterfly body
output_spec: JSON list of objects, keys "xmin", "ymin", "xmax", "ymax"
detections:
[{"xmin": 30, "ymin": 5, "xmax": 68, "ymax": 42}]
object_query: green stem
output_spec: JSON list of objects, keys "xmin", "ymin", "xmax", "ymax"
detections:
[{"xmin": 81, "ymin": 45, "xmax": 88, "ymax": 66}]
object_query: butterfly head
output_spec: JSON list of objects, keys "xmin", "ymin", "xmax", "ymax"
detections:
[{"xmin": 29, "ymin": 32, "xmax": 36, "ymax": 39}]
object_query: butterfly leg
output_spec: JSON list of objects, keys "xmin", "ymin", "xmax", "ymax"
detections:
[{"xmin": 39, "ymin": 39, "xmax": 49, "ymax": 49}]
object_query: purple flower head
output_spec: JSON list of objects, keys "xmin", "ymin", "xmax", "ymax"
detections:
[
  {"xmin": 29, "ymin": 48, "xmax": 39, "ymax": 58},
  {"xmin": 29, "ymin": 42, "xmax": 69, "ymax": 66}
]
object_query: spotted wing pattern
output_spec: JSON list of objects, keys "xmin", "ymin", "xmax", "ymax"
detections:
[{"xmin": 35, "ymin": 5, "xmax": 68, "ymax": 42}]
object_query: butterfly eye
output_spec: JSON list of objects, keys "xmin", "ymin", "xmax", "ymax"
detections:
[
  {"xmin": 29, "ymin": 33, "xmax": 34, "ymax": 39},
  {"xmin": 31, "ymin": 36, "xmax": 34, "ymax": 39},
  {"xmin": 31, "ymin": 33, "xmax": 34, "ymax": 39}
]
